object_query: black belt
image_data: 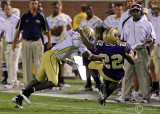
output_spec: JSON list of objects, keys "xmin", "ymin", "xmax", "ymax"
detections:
[
  {"xmin": 6, "ymin": 42, "xmax": 12, "ymax": 44},
  {"xmin": 24, "ymin": 38, "xmax": 40, "ymax": 42}
]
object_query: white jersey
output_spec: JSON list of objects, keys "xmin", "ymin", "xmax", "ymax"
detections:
[
  {"xmin": 149, "ymin": 14, "xmax": 160, "ymax": 44},
  {"xmin": 121, "ymin": 17, "xmax": 156, "ymax": 49},
  {"xmin": 60, "ymin": 13, "xmax": 72, "ymax": 37},
  {"xmin": 0, "ymin": 8, "xmax": 20, "ymax": 19},
  {"xmin": 80, "ymin": 15, "xmax": 103, "ymax": 43},
  {"xmin": 103, "ymin": 14, "xmax": 120, "ymax": 30},
  {"xmin": 118, "ymin": 9, "xmax": 147, "ymax": 34},
  {"xmin": 45, "ymin": 14, "xmax": 67, "ymax": 44},
  {"xmin": 51, "ymin": 30, "xmax": 88, "ymax": 61},
  {"xmin": 61, "ymin": 13, "xmax": 72, "ymax": 24},
  {"xmin": 44, "ymin": 13, "xmax": 72, "ymax": 44},
  {"xmin": 0, "ymin": 15, "xmax": 20, "ymax": 42}
]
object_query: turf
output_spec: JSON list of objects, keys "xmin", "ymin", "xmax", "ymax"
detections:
[{"xmin": 0, "ymin": 92, "xmax": 160, "ymax": 114}]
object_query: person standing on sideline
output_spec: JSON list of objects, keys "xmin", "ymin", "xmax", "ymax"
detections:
[
  {"xmin": 118, "ymin": 0, "xmax": 138, "ymax": 35},
  {"xmin": 115, "ymin": 0, "xmax": 139, "ymax": 102},
  {"xmin": 105, "ymin": 3, "xmax": 115, "ymax": 15},
  {"xmin": 43, "ymin": 0, "xmax": 72, "ymax": 88},
  {"xmin": 103, "ymin": 3, "xmax": 124, "ymax": 30},
  {"xmin": 119, "ymin": 4, "xmax": 156, "ymax": 103},
  {"xmin": 57, "ymin": 0, "xmax": 73, "ymax": 88},
  {"xmin": 0, "ymin": 17, "xmax": 5, "ymax": 81},
  {"xmin": 80, "ymin": 5, "xmax": 103, "ymax": 91},
  {"xmin": 0, "ymin": 0, "xmax": 20, "ymax": 19},
  {"xmin": 12, "ymin": 0, "xmax": 52, "ymax": 86},
  {"xmin": 0, "ymin": 0, "xmax": 20, "ymax": 85},
  {"xmin": 73, "ymin": 4, "xmax": 87, "ymax": 29},
  {"xmin": 0, "ymin": 4, "xmax": 21, "ymax": 88},
  {"xmin": 149, "ymin": 5, "xmax": 160, "ymax": 100}
]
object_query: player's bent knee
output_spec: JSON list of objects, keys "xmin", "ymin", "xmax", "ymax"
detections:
[{"xmin": 53, "ymin": 81, "xmax": 58, "ymax": 87}]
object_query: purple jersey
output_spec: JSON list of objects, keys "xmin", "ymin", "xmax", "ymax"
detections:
[{"xmin": 93, "ymin": 41, "xmax": 131, "ymax": 81}]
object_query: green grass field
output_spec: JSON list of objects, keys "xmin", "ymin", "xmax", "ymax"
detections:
[
  {"xmin": 0, "ymin": 78, "xmax": 160, "ymax": 114},
  {"xmin": 0, "ymin": 92, "xmax": 160, "ymax": 114}
]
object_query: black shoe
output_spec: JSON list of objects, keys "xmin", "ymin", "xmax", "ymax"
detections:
[
  {"xmin": 12, "ymin": 96, "xmax": 23, "ymax": 108},
  {"xmin": 141, "ymin": 98, "xmax": 150, "ymax": 103},
  {"xmin": 1, "ymin": 79, "xmax": 7, "ymax": 85},
  {"xmin": 99, "ymin": 84, "xmax": 106, "ymax": 100},
  {"xmin": 98, "ymin": 98, "xmax": 105, "ymax": 107}
]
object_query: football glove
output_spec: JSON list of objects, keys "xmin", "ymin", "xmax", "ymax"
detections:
[
  {"xmin": 64, "ymin": 58, "xmax": 79, "ymax": 70},
  {"xmin": 134, "ymin": 44, "xmax": 146, "ymax": 50}
]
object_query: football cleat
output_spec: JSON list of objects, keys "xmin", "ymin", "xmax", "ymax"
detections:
[
  {"xmin": 60, "ymin": 83, "xmax": 71, "ymax": 88},
  {"xmin": 20, "ymin": 90, "xmax": 31, "ymax": 105},
  {"xmin": 131, "ymin": 98, "xmax": 138, "ymax": 103},
  {"xmin": 98, "ymin": 98, "xmax": 106, "ymax": 107},
  {"xmin": 115, "ymin": 96, "xmax": 131, "ymax": 103},
  {"xmin": 141, "ymin": 98, "xmax": 150, "ymax": 103},
  {"xmin": 99, "ymin": 84, "xmax": 106, "ymax": 100},
  {"xmin": 12, "ymin": 96, "xmax": 23, "ymax": 108}
]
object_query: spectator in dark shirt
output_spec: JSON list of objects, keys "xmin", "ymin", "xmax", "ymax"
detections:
[{"xmin": 12, "ymin": 0, "xmax": 52, "ymax": 86}]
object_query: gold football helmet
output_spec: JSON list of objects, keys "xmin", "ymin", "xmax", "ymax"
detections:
[
  {"xmin": 82, "ymin": 26, "xmax": 95, "ymax": 41},
  {"xmin": 103, "ymin": 28, "xmax": 119, "ymax": 45}
]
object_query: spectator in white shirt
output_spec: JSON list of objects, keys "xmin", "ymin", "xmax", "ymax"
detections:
[
  {"xmin": 118, "ymin": 0, "xmax": 138, "ymax": 35},
  {"xmin": 0, "ymin": 4, "xmax": 21, "ymax": 88},
  {"xmin": 120, "ymin": 4, "xmax": 156, "ymax": 103}
]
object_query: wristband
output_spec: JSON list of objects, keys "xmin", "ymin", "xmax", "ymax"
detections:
[{"xmin": 88, "ymin": 54, "xmax": 93, "ymax": 60}]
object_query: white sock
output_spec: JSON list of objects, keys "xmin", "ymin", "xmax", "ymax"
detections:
[{"xmin": 133, "ymin": 91, "xmax": 139, "ymax": 99}]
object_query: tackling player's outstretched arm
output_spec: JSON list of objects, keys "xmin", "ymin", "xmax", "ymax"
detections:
[
  {"xmin": 76, "ymin": 28, "xmax": 94, "ymax": 52},
  {"xmin": 125, "ymin": 49, "xmax": 135, "ymax": 65},
  {"xmin": 51, "ymin": 26, "xmax": 63, "ymax": 36},
  {"xmin": 83, "ymin": 51, "xmax": 102, "ymax": 61}
]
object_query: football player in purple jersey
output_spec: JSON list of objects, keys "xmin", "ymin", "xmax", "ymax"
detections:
[{"xmin": 77, "ymin": 27, "xmax": 135, "ymax": 106}]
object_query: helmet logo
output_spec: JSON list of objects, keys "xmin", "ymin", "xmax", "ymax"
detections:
[
  {"xmin": 114, "ymin": 32, "xmax": 119, "ymax": 37},
  {"xmin": 84, "ymin": 27, "xmax": 91, "ymax": 37},
  {"xmin": 82, "ymin": 26, "xmax": 95, "ymax": 41}
]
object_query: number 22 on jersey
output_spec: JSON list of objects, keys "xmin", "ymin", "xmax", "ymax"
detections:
[{"xmin": 100, "ymin": 54, "xmax": 123, "ymax": 69}]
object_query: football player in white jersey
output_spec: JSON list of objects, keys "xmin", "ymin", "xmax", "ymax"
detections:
[
  {"xmin": 12, "ymin": 26, "xmax": 102, "ymax": 108},
  {"xmin": 81, "ymin": 5, "xmax": 103, "ymax": 42},
  {"xmin": 148, "ymin": 5, "xmax": 160, "ymax": 100},
  {"xmin": 80, "ymin": 5, "xmax": 103, "ymax": 91},
  {"xmin": 43, "ymin": 0, "xmax": 67, "ymax": 52},
  {"xmin": 58, "ymin": 7, "xmax": 73, "ymax": 88},
  {"xmin": 103, "ymin": 4, "xmax": 124, "ymax": 30},
  {"xmin": 43, "ymin": 0, "xmax": 73, "ymax": 88}
]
